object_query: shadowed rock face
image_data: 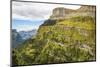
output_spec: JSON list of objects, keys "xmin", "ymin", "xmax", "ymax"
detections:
[{"xmin": 50, "ymin": 5, "xmax": 96, "ymax": 19}]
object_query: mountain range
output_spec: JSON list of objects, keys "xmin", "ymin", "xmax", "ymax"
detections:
[
  {"xmin": 12, "ymin": 29, "xmax": 37, "ymax": 48},
  {"xmin": 19, "ymin": 29, "xmax": 37, "ymax": 40},
  {"xmin": 12, "ymin": 29, "xmax": 23, "ymax": 48},
  {"xmin": 12, "ymin": 5, "xmax": 96, "ymax": 65}
]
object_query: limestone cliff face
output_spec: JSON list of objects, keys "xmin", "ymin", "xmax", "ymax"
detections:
[
  {"xmin": 77, "ymin": 5, "xmax": 95, "ymax": 12},
  {"xmin": 50, "ymin": 5, "xmax": 96, "ymax": 19},
  {"xmin": 50, "ymin": 7, "xmax": 75, "ymax": 19}
]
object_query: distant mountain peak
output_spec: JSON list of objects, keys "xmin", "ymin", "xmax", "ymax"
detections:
[{"xmin": 19, "ymin": 29, "xmax": 37, "ymax": 40}]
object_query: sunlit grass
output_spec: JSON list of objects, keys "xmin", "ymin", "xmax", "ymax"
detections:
[{"xmin": 57, "ymin": 16, "xmax": 95, "ymax": 30}]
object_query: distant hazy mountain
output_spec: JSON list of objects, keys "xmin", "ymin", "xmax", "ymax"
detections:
[
  {"xmin": 12, "ymin": 29, "xmax": 37, "ymax": 48},
  {"xmin": 19, "ymin": 29, "xmax": 37, "ymax": 40},
  {"xmin": 12, "ymin": 29, "xmax": 23, "ymax": 48}
]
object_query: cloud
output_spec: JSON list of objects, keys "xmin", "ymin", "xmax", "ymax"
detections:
[{"xmin": 12, "ymin": 1, "xmax": 81, "ymax": 20}]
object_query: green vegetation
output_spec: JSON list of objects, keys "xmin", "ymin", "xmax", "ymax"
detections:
[
  {"xmin": 12, "ymin": 16, "xmax": 96, "ymax": 66},
  {"xmin": 57, "ymin": 16, "xmax": 95, "ymax": 30}
]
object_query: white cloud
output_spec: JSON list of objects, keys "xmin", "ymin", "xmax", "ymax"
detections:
[{"xmin": 12, "ymin": 1, "xmax": 81, "ymax": 20}]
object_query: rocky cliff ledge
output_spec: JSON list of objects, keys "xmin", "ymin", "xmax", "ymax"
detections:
[{"xmin": 50, "ymin": 5, "xmax": 96, "ymax": 19}]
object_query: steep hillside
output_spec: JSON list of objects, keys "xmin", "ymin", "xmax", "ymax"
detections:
[{"xmin": 12, "ymin": 6, "xmax": 96, "ymax": 65}]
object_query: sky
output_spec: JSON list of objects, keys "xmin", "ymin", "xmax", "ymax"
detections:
[
  {"xmin": 12, "ymin": 1, "xmax": 82, "ymax": 32},
  {"xmin": 12, "ymin": 19, "xmax": 44, "ymax": 32}
]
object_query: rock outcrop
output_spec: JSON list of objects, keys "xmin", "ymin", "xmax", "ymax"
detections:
[{"xmin": 50, "ymin": 5, "xmax": 96, "ymax": 19}]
